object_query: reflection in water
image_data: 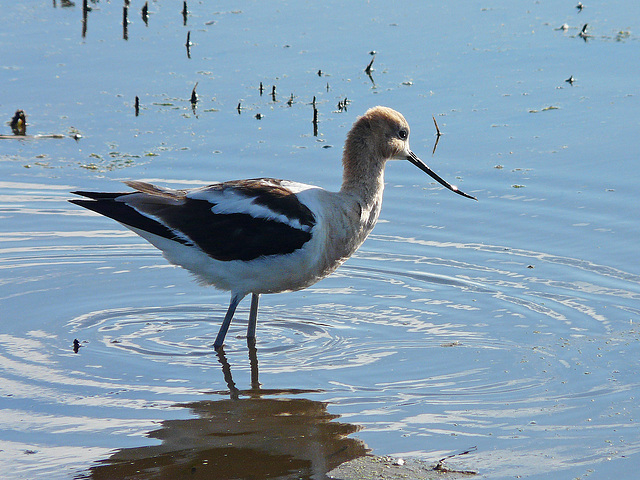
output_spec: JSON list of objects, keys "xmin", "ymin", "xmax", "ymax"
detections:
[{"xmin": 81, "ymin": 343, "xmax": 367, "ymax": 480}]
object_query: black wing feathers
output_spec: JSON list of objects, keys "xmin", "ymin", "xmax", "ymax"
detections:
[
  {"xmin": 162, "ymin": 198, "xmax": 312, "ymax": 261},
  {"xmin": 69, "ymin": 197, "xmax": 190, "ymax": 247},
  {"xmin": 70, "ymin": 185, "xmax": 315, "ymax": 262}
]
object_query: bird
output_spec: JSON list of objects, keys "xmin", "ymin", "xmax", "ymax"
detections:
[{"xmin": 70, "ymin": 106, "xmax": 476, "ymax": 349}]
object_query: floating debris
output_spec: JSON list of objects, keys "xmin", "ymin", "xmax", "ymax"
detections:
[
  {"xmin": 364, "ymin": 54, "xmax": 375, "ymax": 75},
  {"xmin": 312, "ymin": 106, "xmax": 318, "ymax": 136},
  {"xmin": 122, "ymin": 5, "xmax": 129, "ymax": 40},
  {"xmin": 616, "ymin": 30, "xmax": 631, "ymax": 42},
  {"xmin": 529, "ymin": 105, "xmax": 559, "ymax": 113},
  {"xmin": 434, "ymin": 447, "xmax": 478, "ymax": 475},
  {"xmin": 82, "ymin": 0, "xmax": 89, "ymax": 38},
  {"xmin": 190, "ymin": 82, "xmax": 198, "ymax": 105},
  {"xmin": 189, "ymin": 84, "xmax": 198, "ymax": 115},
  {"xmin": 142, "ymin": 1, "xmax": 149, "ymax": 25},
  {"xmin": 69, "ymin": 127, "xmax": 82, "ymax": 141},
  {"xmin": 182, "ymin": 1, "xmax": 188, "ymax": 26},
  {"xmin": 431, "ymin": 115, "xmax": 443, "ymax": 154},
  {"xmin": 365, "ymin": 53, "xmax": 376, "ymax": 85},
  {"xmin": 1, "ymin": 110, "xmax": 70, "ymax": 140},
  {"xmin": 80, "ymin": 163, "xmax": 99, "ymax": 170},
  {"xmin": 578, "ymin": 23, "xmax": 591, "ymax": 40},
  {"xmin": 11, "ymin": 110, "xmax": 26, "ymax": 135},
  {"xmin": 432, "ymin": 115, "xmax": 442, "ymax": 137}
]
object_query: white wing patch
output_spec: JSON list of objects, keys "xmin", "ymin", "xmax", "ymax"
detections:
[{"xmin": 188, "ymin": 185, "xmax": 313, "ymax": 232}]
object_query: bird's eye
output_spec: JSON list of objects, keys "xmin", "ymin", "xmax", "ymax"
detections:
[{"xmin": 398, "ymin": 128, "xmax": 408, "ymax": 140}]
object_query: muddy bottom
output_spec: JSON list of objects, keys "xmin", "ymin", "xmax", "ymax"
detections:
[{"xmin": 328, "ymin": 455, "xmax": 476, "ymax": 480}]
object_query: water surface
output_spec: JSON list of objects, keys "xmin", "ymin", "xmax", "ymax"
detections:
[{"xmin": 1, "ymin": 1, "xmax": 639, "ymax": 479}]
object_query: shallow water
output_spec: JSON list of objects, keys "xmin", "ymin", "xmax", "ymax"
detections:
[{"xmin": 1, "ymin": 1, "xmax": 639, "ymax": 479}]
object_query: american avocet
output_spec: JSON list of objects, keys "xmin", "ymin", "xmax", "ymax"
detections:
[{"xmin": 71, "ymin": 106, "xmax": 475, "ymax": 349}]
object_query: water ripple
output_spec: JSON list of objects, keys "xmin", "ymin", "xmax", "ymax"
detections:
[{"xmin": 2, "ymin": 192, "xmax": 640, "ymax": 478}]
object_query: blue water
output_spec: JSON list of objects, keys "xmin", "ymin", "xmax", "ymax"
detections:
[{"xmin": 1, "ymin": 1, "xmax": 639, "ymax": 479}]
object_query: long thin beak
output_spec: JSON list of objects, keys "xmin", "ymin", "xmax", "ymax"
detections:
[{"xmin": 407, "ymin": 151, "xmax": 477, "ymax": 200}]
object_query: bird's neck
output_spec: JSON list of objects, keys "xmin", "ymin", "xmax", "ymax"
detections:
[
  {"xmin": 339, "ymin": 153, "xmax": 386, "ymax": 208},
  {"xmin": 339, "ymin": 156, "xmax": 385, "ymax": 249}
]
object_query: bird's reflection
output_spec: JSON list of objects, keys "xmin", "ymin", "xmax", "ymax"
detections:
[{"xmin": 82, "ymin": 341, "xmax": 368, "ymax": 480}]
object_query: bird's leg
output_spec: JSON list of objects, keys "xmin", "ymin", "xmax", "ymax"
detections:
[
  {"xmin": 248, "ymin": 338, "xmax": 261, "ymax": 390},
  {"xmin": 215, "ymin": 346, "xmax": 240, "ymax": 400},
  {"xmin": 247, "ymin": 293, "xmax": 260, "ymax": 341},
  {"xmin": 214, "ymin": 293, "xmax": 244, "ymax": 350}
]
